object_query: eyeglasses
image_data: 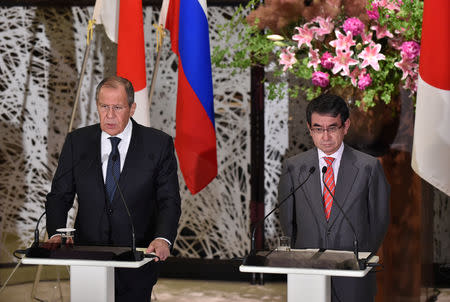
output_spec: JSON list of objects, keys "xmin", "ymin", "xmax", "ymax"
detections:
[
  {"xmin": 310, "ymin": 125, "xmax": 344, "ymax": 134},
  {"xmin": 98, "ymin": 104, "xmax": 127, "ymax": 112}
]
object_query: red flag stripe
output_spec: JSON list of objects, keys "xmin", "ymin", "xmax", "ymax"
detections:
[
  {"xmin": 117, "ymin": 0, "xmax": 147, "ymax": 91},
  {"xmin": 419, "ymin": 0, "xmax": 450, "ymax": 90}
]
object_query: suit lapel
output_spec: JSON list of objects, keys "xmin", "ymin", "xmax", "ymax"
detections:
[
  {"xmin": 301, "ymin": 149, "xmax": 329, "ymax": 226},
  {"xmin": 328, "ymin": 146, "xmax": 359, "ymax": 226},
  {"xmin": 86, "ymin": 125, "xmax": 106, "ymax": 203},
  {"xmin": 115, "ymin": 120, "xmax": 140, "ymax": 200}
]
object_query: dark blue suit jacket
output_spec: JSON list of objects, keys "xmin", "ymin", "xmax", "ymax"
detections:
[{"xmin": 46, "ymin": 118, "xmax": 181, "ymax": 248}]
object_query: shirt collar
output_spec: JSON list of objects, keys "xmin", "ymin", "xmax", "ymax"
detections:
[
  {"xmin": 317, "ymin": 142, "xmax": 344, "ymax": 162},
  {"xmin": 101, "ymin": 119, "xmax": 133, "ymax": 141}
]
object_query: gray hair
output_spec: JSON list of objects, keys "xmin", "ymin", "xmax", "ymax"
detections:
[{"xmin": 95, "ymin": 75, "xmax": 134, "ymax": 106}]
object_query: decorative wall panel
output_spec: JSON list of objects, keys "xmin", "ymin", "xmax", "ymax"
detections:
[
  {"xmin": 0, "ymin": 5, "xmax": 448, "ymax": 264},
  {"xmin": 0, "ymin": 5, "xmax": 251, "ymax": 261}
]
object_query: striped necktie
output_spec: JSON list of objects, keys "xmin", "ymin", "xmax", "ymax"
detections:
[{"xmin": 323, "ymin": 157, "xmax": 335, "ymax": 220}]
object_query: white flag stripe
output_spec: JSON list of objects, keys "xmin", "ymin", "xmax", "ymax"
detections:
[
  {"xmin": 92, "ymin": 0, "xmax": 119, "ymax": 43},
  {"xmin": 158, "ymin": 0, "xmax": 170, "ymax": 26},
  {"xmin": 159, "ymin": 0, "xmax": 208, "ymax": 27},
  {"xmin": 133, "ymin": 88, "xmax": 150, "ymax": 127},
  {"xmin": 412, "ymin": 76, "xmax": 450, "ymax": 196},
  {"xmin": 198, "ymin": 0, "xmax": 208, "ymax": 17}
]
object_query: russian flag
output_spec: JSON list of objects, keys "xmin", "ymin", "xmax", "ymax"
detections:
[
  {"xmin": 92, "ymin": 0, "xmax": 150, "ymax": 126},
  {"xmin": 412, "ymin": 0, "xmax": 450, "ymax": 195},
  {"xmin": 160, "ymin": 0, "xmax": 218, "ymax": 194}
]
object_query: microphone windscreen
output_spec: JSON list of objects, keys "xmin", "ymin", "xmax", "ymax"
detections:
[
  {"xmin": 309, "ymin": 167, "xmax": 316, "ymax": 174},
  {"xmin": 322, "ymin": 166, "xmax": 327, "ymax": 174}
]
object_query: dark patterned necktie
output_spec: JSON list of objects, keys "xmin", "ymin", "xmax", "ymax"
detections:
[
  {"xmin": 323, "ymin": 157, "xmax": 335, "ymax": 220},
  {"xmin": 105, "ymin": 137, "xmax": 121, "ymax": 203}
]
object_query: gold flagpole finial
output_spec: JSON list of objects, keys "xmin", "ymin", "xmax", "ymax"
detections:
[
  {"xmin": 153, "ymin": 23, "xmax": 166, "ymax": 52},
  {"xmin": 86, "ymin": 19, "xmax": 96, "ymax": 45}
]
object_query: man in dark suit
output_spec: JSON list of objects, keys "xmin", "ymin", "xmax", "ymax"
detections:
[
  {"xmin": 46, "ymin": 76, "xmax": 181, "ymax": 301},
  {"xmin": 278, "ymin": 94, "xmax": 390, "ymax": 302}
]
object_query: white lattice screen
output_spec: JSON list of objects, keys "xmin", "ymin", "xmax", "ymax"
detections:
[
  {"xmin": 0, "ymin": 5, "xmax": 290, "ymax": 261},
  {"xmin": 1, "ymin": 5, "xmax": 448, "ymax": 265}
]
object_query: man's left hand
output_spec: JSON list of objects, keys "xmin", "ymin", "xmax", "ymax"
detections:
[{"xmin": 146, "ymin": 239, "xmax": 170, "ymax": 261}]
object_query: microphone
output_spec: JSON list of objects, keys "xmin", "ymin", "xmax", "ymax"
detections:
[
  {"xmin": 244, "ymin": 167, "xmax": 316, "ymax": 265},
  {"xmin": 33, "ymin": 211, "xmax": 46, "ymax": 248},
  {"xmin": 110, "ymin": 156, "xmax": 144, "ymax": 262},
  {"xmin": 321, "ymin": 166, "xmax": 368, "ymax": 270},
  {"xmin": 25, "ymin": 153, "xmax": 93, "ymax": 258},
  {"xmin": 24, "ymin": 211, "xmax": 51, "ymax": 258}
]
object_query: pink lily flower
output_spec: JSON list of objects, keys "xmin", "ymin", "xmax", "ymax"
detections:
[
  {"xmin": 307, "ymin": 48, "xmax": 321, "ymax": 70},
  {"xmin": 279, "ymin": 47, "xmax": 297, "ymax": 71},
  {"xmin": 350, "ymin": 67, "xmax": 364, "ymax": 87},
  {"xmin": 370, "ymin": 24, "xmax": 394, "ymax": 39},
  {"xmin": 404, "ymin": 73, "xmax": 418, "ymax": 93},
  {"xmin": 358, "ymin": 43, "xmax": 385, "ymax": 71},
  {"xmin": 394, "ymin": 57, "xmax": 418, "ymax": 80},
  {"xmin": 292, "ymin": 26, "xmax": 314, "ymax": 48},
  {"xmin": 361, "ymin": 31, "xmax": 373, "ymax": 45},
  {"xmin": 329, "ymin": 30, "xmax": 356, "ymax": 52},
  {"xmin": 372, "ymin": 0, "xmax": 400, "ymax": 11},
  {"xmin": 310, "ymin": 16, "xmax": 334, "ymax": 39},
  {"xmin": 331, "ymin": 50, "xmax": 359, "ymax": 76}
]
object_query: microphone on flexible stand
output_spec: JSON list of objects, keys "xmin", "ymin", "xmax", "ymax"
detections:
[
  {"xmin": 244, "ymin": 167, "xmax": 316, "ymax": 265},
  {"xmin": 110, "ymin": 155, "xmax": 143, "ymax": 261},
  {"xmin": 321, "ymin": 166, "xmax": 369, "ymax": 270},
  {"xmin": 26, "ymin": 154, "xmax": 93, "ymax": 258},
  {"xmin": 24, "ymin": 211, "xmax": 51, "ymax": 258}
]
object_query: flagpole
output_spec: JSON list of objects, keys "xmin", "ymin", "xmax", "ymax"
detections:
[
  {"xmin": 66, "ymin": 4, "xmax": 99, "ymax": 133},
  {"xmin": 68, "ymin": 42, "xmax": 92, "ymax": 133},
  {"xmin": 148, "ymin": 25, "xmax": 166, "ymax": 106},
  {"xmin": 148, "ymin": 45, "xmax": 162, "ymax": 106}
]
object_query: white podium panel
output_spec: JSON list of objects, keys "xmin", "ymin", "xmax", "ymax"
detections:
[
  {"xmin": 23, "ymin": 256, "xmax": 152, "ymax": 302},
  {"xmin": 288, "ymin": 274, "xmax": 330, "ymax": 302},
  {"xmin": 240, "ymin": 249, "xmax": 378, "ymax": 302},
  {"xmin": 71, "ymin": 266, "xmax": 114, "ymax": 302}
]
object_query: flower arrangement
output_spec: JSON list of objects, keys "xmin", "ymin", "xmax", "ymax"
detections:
[{"xmin": 212, "ymin": 0, "xmax": 423, "ymax": 109}]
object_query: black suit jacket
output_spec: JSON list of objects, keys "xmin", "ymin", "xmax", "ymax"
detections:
[
  {"xmin": 278, "ymin": 145, "xmax": 390, "ymax": 302},
  {"xmin": 46, "ymin": 119, "xmax": 181, "ymax": 248}
]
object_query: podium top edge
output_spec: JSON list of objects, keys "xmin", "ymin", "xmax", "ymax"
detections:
[{"xmin": 22, "ymin": 256, "xmax": 153, "ymax": 268}]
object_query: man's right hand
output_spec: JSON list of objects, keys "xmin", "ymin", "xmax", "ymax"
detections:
[{"xmin": 43, "ymin": 235, "xmax": 74, "ymax": 250}]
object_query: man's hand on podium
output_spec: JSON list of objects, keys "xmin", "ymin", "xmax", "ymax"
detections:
[
  {"xmin": 43, "ymin": 235, "xmax": 74, "ymax": 250},
  {"xmin": 146, "ymin": 239, "xmax": 170, "ymax": 261}
]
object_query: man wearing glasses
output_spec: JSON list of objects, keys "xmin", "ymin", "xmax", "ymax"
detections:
[
  {"xmin": 278, "ymin": 94, "xmax": 390, "ymax": 302},
  {"xmin": 46, "ymin": 76, "xmax": 181, "ymax": 301}
]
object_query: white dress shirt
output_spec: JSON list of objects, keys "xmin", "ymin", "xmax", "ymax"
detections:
[
  {"xmin": 317, "ymin": 143, "xmax": 344, "ymax": 194},
  {"xmin": 100, "ymin": 119, "xmax": 133, "ymax": 182}
]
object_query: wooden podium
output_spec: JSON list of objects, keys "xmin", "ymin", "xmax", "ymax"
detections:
[
  {"xmin": 240, "ymin": 249, "xmax": 378, "ymax": 302},
  {"xmin": 22, "ymin": 245, "xmax": 152, "ymax": 302}
]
